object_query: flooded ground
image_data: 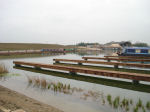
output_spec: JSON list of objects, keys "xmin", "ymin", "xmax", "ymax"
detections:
[{"xmin": 0, "ymin": 52, "xmax": 150, "ymax": 112}]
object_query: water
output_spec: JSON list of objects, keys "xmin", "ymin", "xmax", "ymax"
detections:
[{"xmin": 0, "ymin": 52, "xmax": 150, "ymax": 112}]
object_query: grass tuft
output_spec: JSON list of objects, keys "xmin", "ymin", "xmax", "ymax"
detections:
[{"xmin": 0, "ymin": 63, "xmax": 8, "ymax": 75}]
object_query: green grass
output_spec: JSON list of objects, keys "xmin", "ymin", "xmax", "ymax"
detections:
[
  {"xmin": 0, "ymin": 43, "xmax": 75, "ymax": 51},
  {"xmin": 0, "ymin": 53, "xmax": 63, "ymax": 59}
]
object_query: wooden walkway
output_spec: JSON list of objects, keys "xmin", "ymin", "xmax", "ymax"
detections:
[
  {"xmin": 82, "ymin": 56, "xmax": 150, "ymax": 62},
  {"xmin": 104, "ymin": 56, "xmax": 150, "ymax": 59},
  {"xmin": 53, "ymin": 59, "xmax": 150, "ymax": 68},
  {"xmin": 13, "ymin": 61, "xmax": 150, "ymax": 84}
]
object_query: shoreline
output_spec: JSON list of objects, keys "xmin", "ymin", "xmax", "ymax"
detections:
[{"xmin": 0, "ymin": 85, "xmax": 63, "ymax": 112}]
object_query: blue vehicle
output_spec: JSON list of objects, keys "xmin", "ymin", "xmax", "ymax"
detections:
[{"xmin": 121, "ymin": 47, "xmax": 150, "ymax": 56}]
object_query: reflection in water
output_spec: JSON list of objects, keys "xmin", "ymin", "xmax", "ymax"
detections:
[
  {"xmin": 27, "ymin": 76, "xmax": 73, "ymax": 94},
  {"xmin": 14, "ymin": 66, "xmax": 150, "ymax": 93},
  {"xmin": 0, "ymin": 73, "xmax": 20, "ymax": 81},
  {"xmin": 2, "ymin": 52, "xmax": 150, "ymax": 112},
  {"xmin": 75, "ymin": 50, "xmax": 118, "ymax": 56},
  {"xmin": 27, "ymin": 76, "xmax": 150, "ymax": 112},
  {"xmin": 0, "ymin": 74, "xmax": 9, "ymax": 81},
  {"xmin": 74, "ymin": 51, "xmax": 101, "ymax": 56}
]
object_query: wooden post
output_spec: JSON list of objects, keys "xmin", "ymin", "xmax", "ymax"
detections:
[
  {"xmin": 114, "ymin": 64, "xmax": 119, "ymax": 69},
  {"xmin": 84, "ymin": 58, "xmax": 87, "ymax": 61},
  {"xmin": 78, "ymin": 62, "xmax": 82, "ymax": 65},
  {"xmin": 55, "ymin": 61, "xmax": 60, "ymax": 63},
  {"xmin": 107, "ymin": 59, "xmax": 111, "ymax": 62},
  {"xmin": 34, "ymin": 66, "xmax": 41, "ymax": 70},
  {"xmin": 132, "ymin": 80, "xmax": 139, "ymax": 84},
  {"xmin": 15, "ymin": 64, "xmax": 21, "ymax": 67},
  {"xmin": 8, "ymin": 50, "xmax": 10, "ymax": 55},
  {"xmin": 69, "ymin": 71, "xmax": 76, "ymax": 75}
]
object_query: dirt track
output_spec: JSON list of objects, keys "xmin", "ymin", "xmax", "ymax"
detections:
[{"xmin": 0, "ymin": 85, "xmax": 63, "ymax": 112}]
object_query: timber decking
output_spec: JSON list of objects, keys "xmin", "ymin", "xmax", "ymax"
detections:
[
  {"xmin": 53, "ymin": 59, "xmax": 150, "ymax": 68},
  {"xmin": 104, "ymin": 56, "xmax": 150, "ymax": 59},
  {"xmin": 13, "ymin": 61, "xmax": 150, "ymax": 83},
  {"xmin": 82, "ymin": 57, "xmax": 150, "ymax": 62}
]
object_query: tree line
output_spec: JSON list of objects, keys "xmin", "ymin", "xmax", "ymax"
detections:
[{"xmin": 76, "ymin": 42, "xmax": 149, "ymax": 47}]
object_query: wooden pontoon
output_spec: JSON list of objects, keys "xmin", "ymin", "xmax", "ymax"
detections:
[
  {"xmin": 53, "ymin": 59, "xmax": 150, "ymax": 69},
  {"xmin": 13, "ymin": 61, "xmax": 150, "ymax": 84},
  {"xmin": 82, "ymin": 57, "xmax": 150, "ymax": 63}
]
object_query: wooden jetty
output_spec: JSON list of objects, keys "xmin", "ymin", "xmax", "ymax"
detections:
[
  {"xmin": 104, "ymin": 56, "xmax": 150, "ymax": 59},
  {"xmin": 13, "ymin": 61, "xmax": 150, "ymax": 84},
  {"xmin": 53, "ymin": 59, "xmax": 150, "ymax": 69},
  {"xmin": 82, "ymin": 56, "xmax": 150, "ymax": 62}
]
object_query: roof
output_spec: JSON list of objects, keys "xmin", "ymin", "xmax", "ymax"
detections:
[
  {"xmin": 124, "ymin": 47, "xmax": 150, "ymax": 50},
  {"xmin": 109, "ymin": 44, "xmax": 122, "ymax": 48}
]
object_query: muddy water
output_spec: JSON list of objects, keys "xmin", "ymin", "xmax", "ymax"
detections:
[{"xmin": 0, "ymin": 53, "xmax": 150, "ymax": 112}]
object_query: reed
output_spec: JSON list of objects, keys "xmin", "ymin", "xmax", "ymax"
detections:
[
  {"xmin": 48, "ymin": 84, "xmax": 51, "ymax": 89},
  {"xmin": 121, "ymin": 98, "xmax": 129, "ymax": 107},
  {"xmin": 125, "ymin": 106, "xmax": 129, "ymax": 111},
  {"xmin": 130, "ymin": 99, "xmax": 133, "ymax": 105},
  {"xmin": 41, "ymin": 78, "xmax": 47, "ymax": 88},
  {"xmin": 34, "ymin": 77, "xmax": 40, "ymax": 86},
  {"xmin": 146, "ymin": 101, "xmax": 150, "ymax": 109},
  {"xmin": 102, "ymin": 99, "xmax": 105, "ymax": 105},
  {"xmin": 136, "ymin": 99, "xmax": 142, "ymax": 108},
  {"xmin": 107, "ymin": 94, "xmax": 112, "ymax": 105},
  {"xmin": 133, "ymin": 106, "xmax": 138, "ymax": 112},
  {"xmin": 26, "ymin": 75, "xmax": 32, "ymax": 83},
  {"xmin": 67, "ymin": 84, "xmax": 70, "ymax": 90},
  {"xmin": 142, "ymin": 106, "xmax": 146, "ymax": 112},
  {"xmin": 0, "ymin": 63, "xmax": 8, "ymax": 75},
  {"xmin": 113, "ymin": 96, "xmax": 120, "ymax": 108},
  {"xmin": 26, "ymin": 76, "xmax": 73, "ymax": 94}
]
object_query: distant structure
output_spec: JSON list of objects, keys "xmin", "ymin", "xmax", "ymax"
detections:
[
  {"xmin": 119, "ymin": 41, "xmax": 132, "ymax": 47},
  {"xmin": 103, "ymin": 44, "xmax": 122, "ymax": 50},
  {"xmin": 102, "ymin": 41, "xmax": 131, "ymax": 50}
]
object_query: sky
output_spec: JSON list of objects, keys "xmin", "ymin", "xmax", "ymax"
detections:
[{"xmin": 0, "ymin": 0, "xmax": 150, "ymax": 45}]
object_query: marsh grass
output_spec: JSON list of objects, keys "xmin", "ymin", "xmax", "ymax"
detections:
[
  {"xmin": 146, "ymin": 101, "xmax": 150, "ymax": 110},
  {"xmin": 0, "ymin": 63, "xmax": 8, "ymax": 75},
  {"xmin": 41, "ymin": 78, "xmax": 47, "ymax": 88},
  {"xmin": 27, "ymin": 76, "xmax": 72, "ymax": 94},
  {"xmin": 34, "ymin": 77, "xmax": 40, "ymax": 86},
  {"xmin": 26, "ymin": 75, "xmax": 33, "ymax": 83},
  {"xmin": 136, "ymin": 99, "xmax": 142, "ymax": 108},
  {"xmin": 133, "ymin": 106, "xmax": 138, "ymax": 112},
  {"xmin": 142, "ymin": 106, "xmax": 146, "ymax": 112},
  {"xmin": 113, "ymin": 96, "xmax": 120, "ymax": 109},
  {"xmin": 130, "ymin": 99, "xmax": 133, "ymax": 105},
  {"xmin": 26, "ymin": 76, "xmax": 150, "ymax": 112},
  {"xmin": 107, "ymin": 94, "xmax": 112, "ymax": 105}
]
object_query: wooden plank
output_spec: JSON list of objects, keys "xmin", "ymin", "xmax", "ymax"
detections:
[
  {"xmin": 53, "ymin": 59, "xmax": 150, "ymax": 68},
  {"xmin": 13, "ymin": 61, "xmax": 150, "ymax": 82},
  {"xmin": 82, "ymin": 56, "xmax": 150, "ymax": 62},
  {"xmin": 104, "ymin": 55, "xmax": 150, "ymax": 59}
]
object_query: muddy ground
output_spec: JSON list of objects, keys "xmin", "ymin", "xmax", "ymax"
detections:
[{"xmin": 0, "ymin": 85, "xmax": 63, "ymax": 112}]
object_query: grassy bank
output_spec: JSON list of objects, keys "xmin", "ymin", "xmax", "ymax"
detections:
[
  {"xmin": 0, "ymin": 53, "xmax": 64, "ymax": 60},
  {"xmin": 0, "ymin": 43, "xmax": 75, "ymax": 51}
]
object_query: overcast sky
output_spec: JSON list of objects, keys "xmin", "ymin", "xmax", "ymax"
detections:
[{"xmin": 0, "ymin": 0, "xmax": 150, "ymax": 45}]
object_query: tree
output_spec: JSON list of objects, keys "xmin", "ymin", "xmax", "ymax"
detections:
[{"xmin": 133, "ymin": 42, "xmax": 149, "ymax": 47}]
